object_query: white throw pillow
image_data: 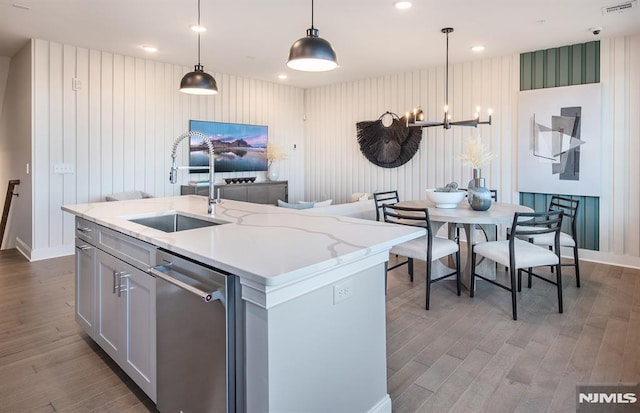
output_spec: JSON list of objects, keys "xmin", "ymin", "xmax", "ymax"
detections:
[{"xmin": 313, "ymin": 199, "xmax": 333, "ymax": 207}]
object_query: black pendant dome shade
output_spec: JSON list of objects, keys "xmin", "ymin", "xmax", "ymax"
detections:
[
  {"xmin": 287, "ymin": 1, "xmax": 338, "ymax": 72},
  {"xmin": 180, "ymin": 0, "xmax": 218, "ymax": 95},
  {"xmin": 180, "ymin": 64, "xmax": 218, "ymax": 95}
]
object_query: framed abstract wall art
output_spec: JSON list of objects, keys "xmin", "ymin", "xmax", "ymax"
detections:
[{"xmin": 517, "ymin": 83, "xmax": 602, "ymax": 196}]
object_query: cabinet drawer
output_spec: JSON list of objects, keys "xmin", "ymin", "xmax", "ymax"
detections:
[
  {"xmin": 97, "ymin": 226, "xmax": 157, "ymax": 271},
  {"xmin": 76, "ymin": 217, "xmax": 96, "ymax": 244}
]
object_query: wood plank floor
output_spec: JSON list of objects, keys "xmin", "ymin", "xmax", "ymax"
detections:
[{"xmin": 0, "ymin": 248, "xmax": 638, "ymax": 412}]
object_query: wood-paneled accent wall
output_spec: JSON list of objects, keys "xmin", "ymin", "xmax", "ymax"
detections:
[
  {"xmin": 31, "ymin": 39, "xmax": 304, "ymax": 260},
  {"xmin": 520, "ymin": 41, "xmax": 600, "ymax": 90},
  {"xmin": 303, "ymin": 56, "xmax": 520, "ymax": 206},
  {"xmin": 519, "ymin": 41, "xmax": 601, "ymax": 250}
]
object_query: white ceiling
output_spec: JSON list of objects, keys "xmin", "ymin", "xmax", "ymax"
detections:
[{"xmin": 0, "ymin": 0, "xmax": 638, "ymax": 88}]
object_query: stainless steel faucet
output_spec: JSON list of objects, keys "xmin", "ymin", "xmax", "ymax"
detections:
[{"xmin": 170, "ymin": 131, "xmax": 216, "ymax": 215}]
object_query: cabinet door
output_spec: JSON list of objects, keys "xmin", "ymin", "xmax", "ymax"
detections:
[
  {"xmin": 268, "ymin": 183, "xmax": 287, "ymax": 204},
  {"xmin": 221, "ymin": 186, "xmax": 248, "ymax": 201},
  {"xmin": 95, "ymin": 250, "xmax": 124, "ymax": 362},
  {"xmin": 121, "ymin": 265, "xmax": 157, "ymax": 402},
  {"xmin": 247, "ymin": 186, "xmax": 270, "ymax": 204},
  {"xmin": 75, "ymin": 239, "xmax": 96, "ymax": 337}
]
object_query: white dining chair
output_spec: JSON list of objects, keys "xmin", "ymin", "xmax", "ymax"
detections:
[
  {"xmin": 470, "ymin": 210, "xmax": 564, "ymax": 320},
  {"xmin": 382, "ymin": 204, "xmax": 461, "ymax": 310}
]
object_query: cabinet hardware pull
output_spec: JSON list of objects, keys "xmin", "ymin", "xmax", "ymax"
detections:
[
  {"xmin": 113, "ymin": 271, "xmax": 120, "ymax": 294},
  {"xmin": 77, "ymin": 245, "xmax": 92, "ymax": 250},
  {"xmin": 117, "ymin": 272, "xmax": 126, "ymax": 297},
  {"xmin": 77, "ymin": 227, "xmax": 93, "ymax": 233},
  {"xmin": 117, "ymin": 273, "xmax": 130, "ymax": 297}
]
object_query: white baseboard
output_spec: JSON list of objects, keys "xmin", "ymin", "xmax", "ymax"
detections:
[
  {"xmin": 369, "ymin": 394, "xmax": 392, "ymax": 413},
  {"xmin": 15, "ymin": 237, "xmax": 31, "ymax": 260},
  {"xmin": 16, "ymin": 239, "xmax": 74, "ymax": 262},
  {"xmin": 578, "ymin": 249, "xmax": 640, "ymax": 270}
]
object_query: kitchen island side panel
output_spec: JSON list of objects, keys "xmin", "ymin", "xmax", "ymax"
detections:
[{"xmin": 244, "ymin": 262, "xmax": 390, "ymax": 413}]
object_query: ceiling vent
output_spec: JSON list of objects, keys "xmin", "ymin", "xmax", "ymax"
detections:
[{"xmin": 601, "ymin": 0, "xmax": 637, "ymax": 14}]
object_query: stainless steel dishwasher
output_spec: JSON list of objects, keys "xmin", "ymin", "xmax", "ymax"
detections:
[{"xmin": 150, "ymin": 249, "xmax": 244, "ymax": 413}]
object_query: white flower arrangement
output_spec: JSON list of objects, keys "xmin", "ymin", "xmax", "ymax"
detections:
[
  {"xmin": 460, "ymin": 136, "xmax": 495, "ymax": 170},
  {"xmin": 265, "ymin": 142, "xmax": 287, "ymax": 167}
]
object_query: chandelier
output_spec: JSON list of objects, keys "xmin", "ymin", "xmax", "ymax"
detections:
[{"xmin": 406, "ymin": 28, "xmax": 492, "ymax": 129}]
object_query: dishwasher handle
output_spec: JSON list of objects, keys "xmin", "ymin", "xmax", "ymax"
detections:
[{"xmin": 149, "ymin": 266, "xmax": 224, "ymax": 304}]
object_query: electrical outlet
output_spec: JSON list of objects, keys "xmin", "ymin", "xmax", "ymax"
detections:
[
  {"xmin": 53, "ymin": 163, "xmax": 75, "ymax": 174},
  {"xmin": 333, "ymin": 280, "xmax": 354, "ymax": 304}
]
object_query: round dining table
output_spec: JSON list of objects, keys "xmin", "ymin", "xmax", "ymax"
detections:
[{"xmin": 395, "ymin": 200, "xmax": 533, "ymax": 289}]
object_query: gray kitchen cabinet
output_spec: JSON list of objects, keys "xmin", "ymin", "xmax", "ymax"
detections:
[
  {"xmin": 75, "ymin": 238, "xmax": 95, "ymax": 337},
  {"xmin": 181, "ymin": 180, "xmax": 288, "ymax": 204},
  {"xmin": 95, "ymin": 249, "xmax": 123, "ymax": 362},
  {"xmin": 75, "ymin": 217, "xmax": 157, "ymax": 403},
  {"xmin": 95, "ymin": 249, "xmax": 157, "ymax": 403}
]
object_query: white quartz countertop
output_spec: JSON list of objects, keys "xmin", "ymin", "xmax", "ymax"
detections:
[{"xmin": 62, "ymin": 196, "xmax": 424, "ymax": 286}]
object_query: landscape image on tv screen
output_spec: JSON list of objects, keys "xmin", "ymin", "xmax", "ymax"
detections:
[{"xmin": 189, "ymin": 120, "xmax": 268, "ymax": 173}]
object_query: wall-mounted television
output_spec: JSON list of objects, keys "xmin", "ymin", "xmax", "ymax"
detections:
[{"xmin": 189, "ymin": 120, "xmax": 268, "ymax": 173}]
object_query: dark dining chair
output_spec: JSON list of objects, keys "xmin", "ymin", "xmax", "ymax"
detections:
[
  {"xmin": 373, "ymin": 190, "xmax": 399, "ymax": 222},
  {"xmin": 373, "ymin": 190, "xmax": 413, "ymax": 276},
  {"xmin": 525, "ymin": 195, "xmax": 581, "ymax": 287},
  {"xmin": 470, "ymin": 210, "xmax": 564, "ymax": 320},
  {"xmin": 383, "ymin": 204, "xmax": 461, "ymax": 310}
]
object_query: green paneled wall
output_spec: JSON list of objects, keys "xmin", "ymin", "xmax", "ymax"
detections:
[
  {"xmin": 520, "ymin": 41, "xmax": 600, "ymax": 91},
  {"xmin": 519, "ymin": 41, "xmax": 600, "ymax": 250},
  {"xmin": 519, "ymin": 193, "xmax": 599, "ymax": 250}
]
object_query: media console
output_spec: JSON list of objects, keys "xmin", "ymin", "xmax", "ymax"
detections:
[{"xmin": 180, "ymin": 180, "xmax": 288, "ymax": 205}]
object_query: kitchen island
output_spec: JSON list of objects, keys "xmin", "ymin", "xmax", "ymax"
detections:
[{"xmin": 63, "ymin": 195, "xmax": 424, "ymax": 413}]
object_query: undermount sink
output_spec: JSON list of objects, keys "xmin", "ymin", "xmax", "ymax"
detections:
[{"xmin": 127, "ymin": 212, "xmax": 221, "ymax": 233}]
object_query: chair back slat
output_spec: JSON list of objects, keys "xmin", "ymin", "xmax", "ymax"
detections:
[
  {"xmin": 549, "ymin": 195, "xmax": 579, "ymax": 219},
  {"xmin": 382, "ymin": 204, "xmax": 432, "ymax": 251},
  {"xmin": 373, "ymin": 190, "xmax": 399, "ymax": 221},
  {"xmin": 549, "ymin": 194, "xmax": 579, "ymax": 237},
  {"xmin": 510, "ymin": 210, "xmax": 564, "ymax": 238}
]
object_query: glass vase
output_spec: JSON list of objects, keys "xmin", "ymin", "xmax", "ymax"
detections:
[
  {"xmin": 267, "ymin": 164, "xmax": 279, "ymax": 181},
  {"xmin": 467, "ymin": 169, "xmax": 492, "ymax": 211}
]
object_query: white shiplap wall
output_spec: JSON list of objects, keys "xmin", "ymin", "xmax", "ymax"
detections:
[
  {"xmin": 31, "ymin": 39, "xmax": 304, "ymax": 260},
  {"xmin": 304, "ymin": 55, "xmax": 520, "ymax": 205},
  {"xmin": 25, "ymin": 35, "xmax": 640, "ymax": 266},
  {"xmin": 592, "ymin": 34, "xmax": 640, "ymax": 266},
  {"xmin": 304, "ymin": 35, "xmax": 640, "ymax": 268}
]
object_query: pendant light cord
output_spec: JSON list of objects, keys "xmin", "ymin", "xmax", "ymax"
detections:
[
  {"xmin": 445, "ymin": 30, "xmax": 449, "ymax": 110},
  {"xmin": 197, "ymin": 0, "xmax": 201, "ymax": 66},
  {"xmin": 311, "ymin": 0, "xmax": 315, "ymax": 29}
]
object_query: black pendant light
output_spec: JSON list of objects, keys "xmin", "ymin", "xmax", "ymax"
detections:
[
  {"xmin": 287, "ymin": 0, "xmax": 338, "ymax": 72},
  {"xmin": 180, "ymin": 0, "xmax": 218, "ymax": 95}
]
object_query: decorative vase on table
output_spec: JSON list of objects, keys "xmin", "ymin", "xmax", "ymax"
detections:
[
  {"xmin": 267, "ymin": 163, "xmax": 279, "ymax": 181},
  {"xmin": 467, "ymin": 169, "xmax": 492, "ymax": 211}
]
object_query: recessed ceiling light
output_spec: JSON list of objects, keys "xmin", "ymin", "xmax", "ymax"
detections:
[
  {"xmin": 278, "ymin": 74, "xmax": 288, "ymax": 80},
  {"xmin": 393, "ymin": 1, "xmax": 412, "ymax": 9},
  {"xmin": 141, "ymin": 45, "xmax": 158, "ymax": 53},
  {"xmin": 471, "ymin": 45, "xmax": 485, "ymax": 52},
  {"xmin": 190, "ymin": 24, "xmax": 207, "ymax": 33}
]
